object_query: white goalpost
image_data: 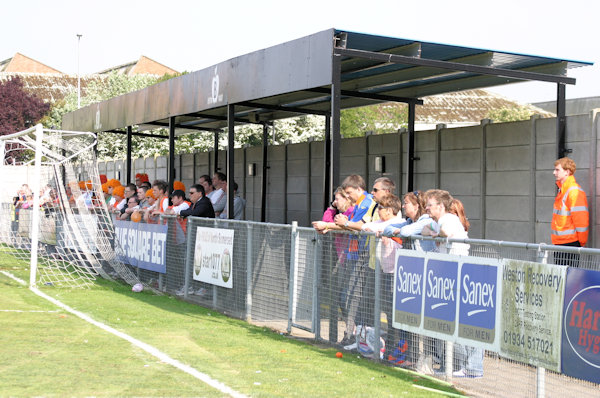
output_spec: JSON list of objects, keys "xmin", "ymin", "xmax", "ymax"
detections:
[{"xmin": 0, "ymin": 124, "xmax": 143, "ymax": 289}]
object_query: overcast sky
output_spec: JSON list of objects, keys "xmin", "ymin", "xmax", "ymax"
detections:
[{"xmin": 2, "ymin": 0, "xmax": 598, "ymax": 104}]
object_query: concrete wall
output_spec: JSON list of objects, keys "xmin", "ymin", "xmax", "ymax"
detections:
[{"xmin": 98, "ymin": 111, "xmax": 600, "ymax": 247}]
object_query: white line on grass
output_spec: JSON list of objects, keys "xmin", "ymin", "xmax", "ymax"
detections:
[
  {"xmin": 0, "ymin": 270, "xmax": 27, "ymax": 284},
  {"xmin": 0, "ymin": 271, "xmax": 247, "ymax": 398},
  {"xmin": 0, "ymin": 309, "xmax": 60, "ymax": 313}
]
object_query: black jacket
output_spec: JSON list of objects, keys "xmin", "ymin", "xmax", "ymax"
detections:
[{"xmin": 179, "ymin": 195, "xmax": 215, "ymax": 218}]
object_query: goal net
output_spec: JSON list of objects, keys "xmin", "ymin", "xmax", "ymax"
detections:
[{"xmin": 0, "ymin": 124, "xmax": 143, "ymax": 289}]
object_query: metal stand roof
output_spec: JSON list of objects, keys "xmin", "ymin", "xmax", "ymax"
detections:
[{"xmin": 62, "ymin": 28, "xmax": 592, "ymax": 218}]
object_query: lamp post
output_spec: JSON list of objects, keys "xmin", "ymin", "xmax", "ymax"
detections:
[{"xmin": 77, "ymin": 34, "xmax": 82, "ymax": 108}]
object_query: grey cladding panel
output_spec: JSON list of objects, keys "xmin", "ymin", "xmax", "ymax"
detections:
[
  {"xmin": 486, "ymin": 171, "xmax": 530, "ymax": 195},
  {"xmin": 440, "ymin": 173, "xmax": 480, "ymax": 195},
  {"xmin": 486, "ymin": 121, "xmax": 530, "ymax": 147},
  {"xmin": 440, "ymin": 149, "xmax": 480, "ymax": 172},
  {"xmin": 441, "ymin": 126, "xmax": 481, "ymax": 150},
  {"xmin": 487, "ymin": 146, "xmax": 530, "ymax": 171},
  {"xmin": 486, "ymin": 196, "xmax": 529, "ymax": 221},
  {"xmin": 486, "ymin": 220, "xmax": 530, "ymax": 242}
]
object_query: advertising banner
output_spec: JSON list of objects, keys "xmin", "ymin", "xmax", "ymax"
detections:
[
  {"xmin": 392, "ymin": 250, "xmax": 501, "ymax": 351},
  {"xmin": 114, "ymin": 220, "xmax": 168, "ymax": 273},
  {"xmin": 424, "ymin": 257, "xmax": 459, "ymax": 336},
  {"xmin": 561, "ymin": 267, "xmax": 600, "ymax": 384},
  {"xmin": 393, "ymin": 251, "xmax": 426, "ymax": 330},
  {"xmin": 192, "ymin": 227, "xmax": 234, "ymax": 288},
  {"xmin": 458, "ymin": 260, "xmax": 499, "ymax": 347},
  {"xmin": 499, "ymin": 259, "xmax": 565, "ymax": 372}
]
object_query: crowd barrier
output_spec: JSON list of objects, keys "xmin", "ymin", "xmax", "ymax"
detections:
[{"xmin": 4, "ymin": 206, "xmax": 600, "ymax": 397}]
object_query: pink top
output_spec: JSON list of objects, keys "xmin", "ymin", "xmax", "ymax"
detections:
[{"xmin": 322, "ymin": 206, "xmax": 354, "ymax": 264}]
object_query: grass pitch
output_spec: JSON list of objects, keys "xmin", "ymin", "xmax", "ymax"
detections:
[{"xmin": 0, "ymin": 251, "xmax": 463, "ymax": 397}]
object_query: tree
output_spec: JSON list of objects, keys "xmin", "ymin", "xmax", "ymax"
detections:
[
  {"xmin": 43, "ymin": 72, "xmax": 164, "ymax": 159},
  {"xmin": 341, "ymin": 102, "xmax": 407, "ymax": 137},
  {"xmin": 44, "ymin": 73, "xmax": 408, "ymax": 159},
  {"xmin": 486, "ymin": 106, "xmax": 534, "ymax": 123},
  {"xmin": 0, "ymin": 76, "xmax": 49, "ymax": 136}
]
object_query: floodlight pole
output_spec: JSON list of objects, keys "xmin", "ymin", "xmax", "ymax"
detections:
[{"xmin": 77, "ymin": 34, "xmax": 82, "ymax": 109}]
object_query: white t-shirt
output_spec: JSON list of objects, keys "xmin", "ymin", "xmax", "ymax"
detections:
[
  {"xmin": 437, "ymin": 213, "xmax": 469, "ymax": 256},
  {"xmin": 209, "ymin": 188, "xmax": 224, "ymax": 206},
  {"xmin": 171, "ymin": 202, "xmax": 190, "ymax": 215}
]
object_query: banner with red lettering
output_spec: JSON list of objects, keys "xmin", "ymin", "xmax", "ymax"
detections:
[{"xmin": 562, "ymin": 267, "xmax": 600, "ymax": 383}]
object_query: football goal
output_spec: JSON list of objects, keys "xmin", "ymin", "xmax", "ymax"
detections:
[{"xmin": 0, "ymin": 124, "xmax": 142, "ymax": 289}]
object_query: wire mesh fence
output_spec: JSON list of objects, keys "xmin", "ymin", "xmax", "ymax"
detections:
[{"xmin": 3, "ymin": 207, "xmax": 600, "ymax": 397}]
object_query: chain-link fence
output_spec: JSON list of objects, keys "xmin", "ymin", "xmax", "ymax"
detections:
[
  {"xmin": 143, "ymin": 217, "xmax": 600, "ymax": 398},
  {"xmin": 3, "ymin": 208, "xmax": 600, "ymax": 397}
]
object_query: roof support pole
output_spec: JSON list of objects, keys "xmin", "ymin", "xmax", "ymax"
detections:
[
  {"xmin": 330, "ymin": 49, "xmax": 342, "ymax": 196},
  {"xmin": 227, "ymin": 104, "xmax": 235, "ymax": 219},
  {"xmin": 261, "ymin": 123, "xmax": 269, "ymax": 222},
  {"xmin": 407, "ymin": 102, "xmax": 416, "ymax": 192},
  {"xmin": 168, "ymin": 117, "xmax": 176, "ymax": 192},
  {"xmin": 323, "ymin": 116, "xmax": 331, "ymax": 211},
  {"xmin": 214, "ymin": 131, "xmax": 219, "ymax": 173},
  {"xmin": 557, "ymin": 83, "xmax": 567, "ymax": 159},
  {"xmin": 126, "ymin": 126, "xmax": 132, "ymax": 185}
]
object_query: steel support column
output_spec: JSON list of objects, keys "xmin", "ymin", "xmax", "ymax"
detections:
[
  {"xmin": 227, "ymin": 104, "xmax": 235, "ymax": 219},
  {"xmin": 557, "ymin": 83, "xmax": 567, "ymax": 159},
  {"xmin": 214, "ymin": 131, "xmax": 220, "ymax": 174},
  {"xmin": 126, "ymin": 125, "xmax": 132, "ymax": 184},
  {"xmin": 330, "ymin": 51, "xmax": 342, "ymax": 195},
  {"xmin": 168, "ymin": 117, "xmax": 176, "ymax": 192},
  {"xmin": 261, "ymin": 123, "xmax": 269, "ymax": 222},
  {"xmin": 323, "ymin": 116, "xmax": 331, "ymax": 211},
  {"xmin": 407, "ymin": 102, "xmax": 416, "ymax": 192}
]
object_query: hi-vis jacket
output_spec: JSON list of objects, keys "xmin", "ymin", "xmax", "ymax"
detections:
[{"xmin": 551, "ymin": 175, "xmax": 589, "ymax": 246}]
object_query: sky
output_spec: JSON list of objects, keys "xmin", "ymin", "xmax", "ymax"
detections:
[{"xmin": 2, "ymin": 0, "xmax": 599, "ymax": 104}]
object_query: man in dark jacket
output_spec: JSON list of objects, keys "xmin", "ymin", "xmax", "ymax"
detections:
[{"xmin": 179, "ymin": 184, "xmax": 215, "ymax": 218}]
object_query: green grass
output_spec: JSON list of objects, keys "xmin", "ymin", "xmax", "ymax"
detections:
[{"xmin": 0, "ymin": 251, "xmax": 463, "ymax": 397}]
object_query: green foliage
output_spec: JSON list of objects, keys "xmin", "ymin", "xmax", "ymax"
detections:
[
  {"xmin": 42, "ymin": 72, "xmax": 163, "ymax": 160},
  {"xmin": 341, "ymin": 103, "xmax": 408, "ymax": 137},
  {"xmin": 486, "ymin": 105, "xmax": 534, "ymax": 123},
  {"xmin": 43, "ymin": 72, "xmax": 408, "ymax": 159}
]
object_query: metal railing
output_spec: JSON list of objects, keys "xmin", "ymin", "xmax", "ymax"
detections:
[{"xmin": 3, "ymin": 208, "xmax": 600, "ymax": 397}]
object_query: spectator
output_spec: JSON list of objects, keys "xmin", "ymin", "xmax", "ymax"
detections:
[
  {"xmin": 142, "ymin": 188, "xmax": 157, "ymax": 223},
  {"xmin": 332, "ymin": 175, "xmax": 377, "ymax": 347},
  {"xmin": 424, "ymin": 189, "xmax": 482, "ymax": 378},
  {"xmin": 211, "ymin": 172, "xmax": 227, "ymax": 216},
  {"xmin": 119, "ymin": 184, "xmax": 137, "ymax": 216},
  {"xmin": 180, "ymin": 184, "xmax": 215, "ymax": 218},
  {"xmin": 111, "ymin": 185, "xmax": 126, "ymax": 213},
  {"xmin": 198, "ymin": 175, "xmax": 216, "ymax": 202},
  {"xmin": 119, "ymin": 196, "xmax": 140, "ymax": 220},
  {"xmin": 173, "ymin": 180, "xmax": 186, "ymax": 193},
  {"xmin": 551, "ymin": 157, "xmax": 589, "ymax": 267},
  {"xmin": 312, "ymin": 187, "xmax": 354, "ymax": 237},
  {"xmin": 165, "ymin": 190, "xmax": 190, "ymax": 216},
  {"xmin": 135, "ymin": 173, "xmax": 149, "ymax": 188},
  {"xmin": 218, "ymin": 181, "xmax": 246, "ymax": 220},
  {"xmin": 383, "ymin": 190, "xmax": 436, "ymax": 252},
  {"xmin": 362, "ymin": 194, "xmax": 404, "ymax": 233},
  {"xmin": 312, "ymin": 187, "xmax": 355, "ymax": 345},
  {"xmin": 150, "ymin": 180, "xmax": 169, "ymax": 216},
  {"xmin": 137, "ymin": 186, "xmax": 150, "ymax": 209},
  {"xmin": 423, "ymin": 190, "xmax": 469, "ymax": 256}
]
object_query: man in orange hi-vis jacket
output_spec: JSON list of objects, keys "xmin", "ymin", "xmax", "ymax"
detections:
[{"xmin": 551, "ymin": 157, "xmax": 589, "ymax": 267}]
